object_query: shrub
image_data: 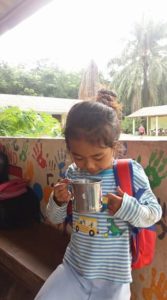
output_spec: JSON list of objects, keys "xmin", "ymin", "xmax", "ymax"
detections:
[{"xmin": 0, "ymin": 107, "xmax": 62, "ymax": 137}]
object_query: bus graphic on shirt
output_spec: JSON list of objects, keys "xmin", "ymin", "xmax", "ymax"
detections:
[{"xmin": 74, "ymin": 216, "xmax": 99, "ymax": 236}]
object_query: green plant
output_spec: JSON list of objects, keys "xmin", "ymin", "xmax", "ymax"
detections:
[
  {"xmin": 0, "ymin": 106, "xmax": 62, "ymax": 137},
  {"xmin": 121, "ymin": 118, "xmax": 133, "ymax": 134},
  {"xmin": 121, "ymin": 117, "xmax": 142, "ymax": 134}
]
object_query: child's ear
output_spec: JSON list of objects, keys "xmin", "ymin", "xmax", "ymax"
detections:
[
  {"xmin": 113, "ymin": 142, "xmax": 122, "ymax": 159},
  {"xmin": 111, "ymin": 146, "xmax": 116, "ymax": 159},
  {"xmin": 68, "ymin": 152, "xmax": 74, "ymax": 163}
]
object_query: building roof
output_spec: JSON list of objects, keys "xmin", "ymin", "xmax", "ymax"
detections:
[
  {"xmin": 0, "ymin": 94, "xmax": 82, "ymax": 115},
  {"xmin": 127, "ymin": 105, "xmax": 167, "ymax": 118},
  {"xmin": 0, "ymin": 0, "xmax": 53, "ymax": 35}
]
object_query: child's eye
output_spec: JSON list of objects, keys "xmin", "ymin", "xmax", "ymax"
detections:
[
  {"xmin": 93, "ymin": 156, "xmax": 103, "ymax": 161},
  {"xmin": 73, "ymin": 156, "xmax": 83, "ymax": 161}
]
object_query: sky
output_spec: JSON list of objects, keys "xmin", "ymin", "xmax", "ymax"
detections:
[{"xmin": 0, "ymin": 0, "xmax": 166, "ymax": 73}]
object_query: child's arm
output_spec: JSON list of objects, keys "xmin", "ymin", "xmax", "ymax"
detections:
[
  {"xmin": 111, "ymin": 161, "xmax": 162, "ymax": 228},
  {"xmin": 46, "ymin": 171, "xmax": 72, "ymax": 225},
  {"xmin": 46, "ymin": 191, "xmax": 69, "ymax": 224}
]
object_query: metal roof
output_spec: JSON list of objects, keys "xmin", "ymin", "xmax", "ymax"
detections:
[
  {"xmin": 0, "ymin": 94, "xmax": 82, "ymax": 115},
  {"xmin": 127, "ymin": 105, "xmax": 167, "ymax": 118},
  {"xmin": 0, "ymin": 0, "xmax": 53, "ymax": 35}
]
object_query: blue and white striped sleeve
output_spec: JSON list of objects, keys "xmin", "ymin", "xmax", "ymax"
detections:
[
  {"xmin": 46, "ymin": 191, "xmax": 68, "ymax": 224},
  {"xmin": 46, "ymin": 165, "xmax": 75, "ymax": 224},
  {"xmin": 113, "ymin": 160, "xmax": 162, "ymax": 227}
]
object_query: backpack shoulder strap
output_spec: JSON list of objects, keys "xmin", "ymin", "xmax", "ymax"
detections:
[{"xmin": 113, "ymin": 159, "xmax": 134, "ymax": 196}]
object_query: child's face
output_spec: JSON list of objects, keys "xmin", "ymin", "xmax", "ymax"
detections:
[{"xmin": 69, "ymin": 139, "xmax": 114, "ymax": 174}]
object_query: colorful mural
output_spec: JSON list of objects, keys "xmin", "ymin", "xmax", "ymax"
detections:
[
  {"xmin": 0, "ymin": 137, "xmax": 166, "ymax": 300},
  {"xmin": 0, "ymin": 138, "xmax": 70, "ymax": 214},
  {"xmin": 122, "ymin": 140, "xmax": 167, "ymax": 300}
]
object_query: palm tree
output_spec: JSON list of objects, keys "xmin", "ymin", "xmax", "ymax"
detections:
[{"xmin": 108, "ymin": 18, "xmax": 167, "ymax": 114}]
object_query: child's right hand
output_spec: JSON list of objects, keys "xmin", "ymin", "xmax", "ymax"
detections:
[{"xmin": 53, "ymin": 178, "xmax": 72, "ymax": 205}]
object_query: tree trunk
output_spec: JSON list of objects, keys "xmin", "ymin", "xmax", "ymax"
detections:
[{"xmin": 78, "ymin": 60, "xmax": 99, "ymax": 100}]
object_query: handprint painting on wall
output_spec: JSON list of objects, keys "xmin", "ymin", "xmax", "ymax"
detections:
[
  {"xmin": 137, "ymin": 150, "xmax": 167, "ymax": 189},
  {"xmin": 125, "ymin": 141, "xmax": 167, "ymax": 300}
]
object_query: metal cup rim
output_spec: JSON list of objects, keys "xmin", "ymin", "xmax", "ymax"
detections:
[{"xmin": 71, "ymin": 178, "xmax": 102, "ymax": 185}]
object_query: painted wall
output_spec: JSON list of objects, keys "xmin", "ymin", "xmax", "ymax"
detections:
[
  {"xmin": 0, "ymin": 138, "xmax": 71, "ymax": 214},
  {"xmin": 121, "ymin": 140, "xmax": 167, "ymax": 300},
  {"xmin": 0, "ymin": 137, "xmax": 166, "ymax": 300}
]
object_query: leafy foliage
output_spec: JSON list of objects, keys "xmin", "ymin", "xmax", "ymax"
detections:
[
  {"xmin": 0, "ymin": 107, "xmax": 62, "ymax": 137},
  {"xmin": 0, "ymin": 60, "xmax": 83, "ymax": 99},
  {"xmin": 121, "ymin": 118, "xmax": 142, "ymax": 134}
]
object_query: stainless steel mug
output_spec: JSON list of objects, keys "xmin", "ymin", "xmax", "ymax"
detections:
[{"xmin": 71, "ymin": 178, "xmax": 102, "ymax": 213}]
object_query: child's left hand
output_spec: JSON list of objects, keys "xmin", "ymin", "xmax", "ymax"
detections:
[{"xmin": 107, "ymin": 186, "xmax": 124, "ymax": 215}]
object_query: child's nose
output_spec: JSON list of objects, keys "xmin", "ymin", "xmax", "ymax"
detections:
[{"xmin": 85, "ymin": 160, "xmax": 96, "ymax": 173}]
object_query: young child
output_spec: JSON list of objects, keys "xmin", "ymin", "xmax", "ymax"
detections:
[{"xmin": 35, "ymin": 90, "xmax": 162, "ymax": 300}]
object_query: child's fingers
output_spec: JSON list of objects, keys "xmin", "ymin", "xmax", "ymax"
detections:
[
  {"xmin": 54, "ymin": 179, "xmax": 70, "ymax": 192},
  {"xmin": 107, "ymin": 192, "xmax": 122, "ymax": 202},
  {"xmin": 57, "ymin": 178, "xmax": 71, "ymax": 184},
  {"xmin": 54, "ymin": 182, "xmax": 67, "ymax": 192},
  {"xmin": 55, "ymin": 187, "xmax": 68, "ymax": 197},
  {"xmin": 106, "ymin": 192, "xmax": 123, "ymax": 215},
  {"xmin": 116, "ymin": 186, "xmax": 124, "ymax": 197},
  {"xmin": 54, "ymin": 179, "xmax": 71, "ymax": 202},
  {"xmin": 57, "ymin": 190, "xmax": 71, "ymax": 202},
  {"xmin": 105, "ymin": 187, "xmax": 124, "ymax": 200}
]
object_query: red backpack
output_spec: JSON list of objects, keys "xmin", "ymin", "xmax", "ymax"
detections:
[{"xmin": 113, "ymin": 159, "xmax": 157, "ymax": 269}]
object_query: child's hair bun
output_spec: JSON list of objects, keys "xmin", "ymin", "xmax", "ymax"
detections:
[{"xmin": 96, "ymin": 89, "xmax": 122, "ymax": 118}]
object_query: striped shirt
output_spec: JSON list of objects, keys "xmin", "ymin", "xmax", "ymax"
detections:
[{"xmin": 47, "ymin": 160, "xmax": 162, "ymax": 283}]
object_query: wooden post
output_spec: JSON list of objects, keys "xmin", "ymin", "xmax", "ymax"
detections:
[
  {"xmin": 61, "ymin": 113, "xmax": 66, "ymax": 127},
  {"xmin": 147, "ymin": 116, "xmax": 149, "ymax": 135},
  {"xmin": 155, "ymin": 116, "xmax": 159, "ymax": 136},
  {"xmin": 132, "ymin": 118, "xmax": 135, "ymax": 135}
]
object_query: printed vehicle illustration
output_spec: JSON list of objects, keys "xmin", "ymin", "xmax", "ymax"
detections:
[{"xmin": 74, "ymin": 216, "xmax": 99, "ymax": 236}]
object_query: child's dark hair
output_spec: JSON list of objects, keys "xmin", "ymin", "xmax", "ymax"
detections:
[{"xmin": 64, "ymin": 89, "xmax": 122, "ymax": 149}]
